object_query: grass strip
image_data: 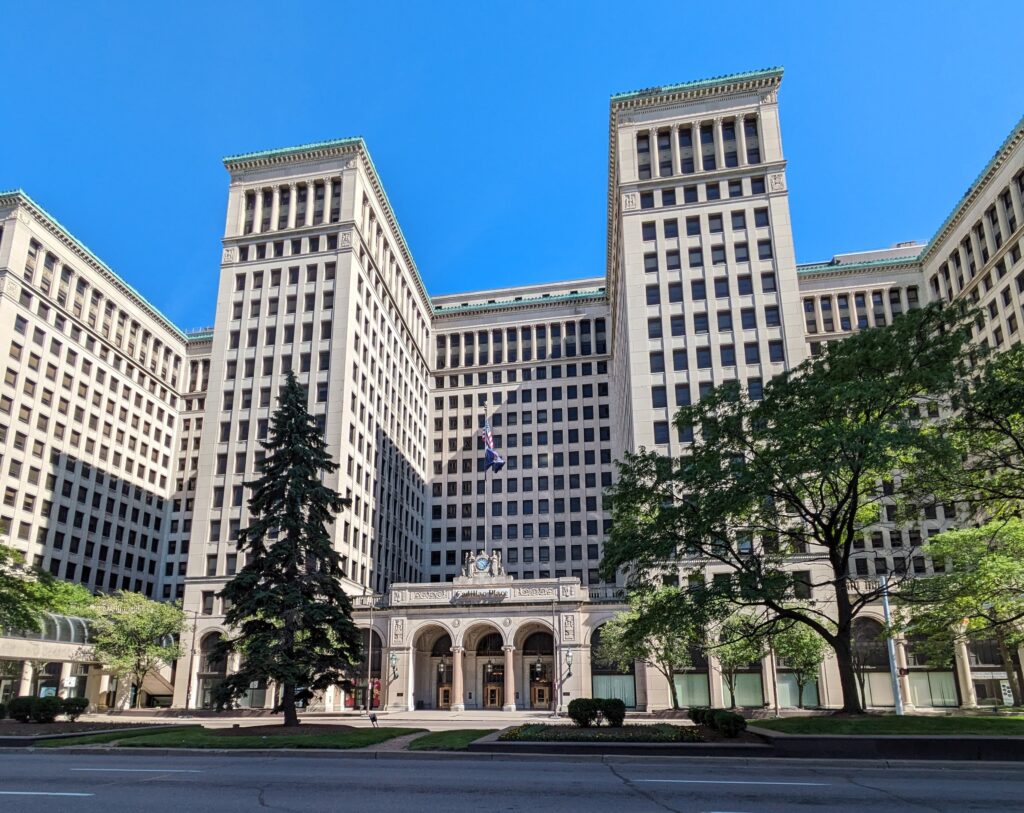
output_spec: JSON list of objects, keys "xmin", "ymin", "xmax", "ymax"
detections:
[
  {"xmin": 498, "ymin": 724, "xmax": 702, "ymax": 743},
  {"xmin": 44, "ymin": 725, "xmax": 425, "ymax": 749},
  {"xmin": 406, "ymin": 729, "xmax": 497, "ymax": 751},
  {"xmin": 752, "ymin": 715, "xmax": 1024, "ymax": 736},
  {"xmin": 37, "ymin": 727, "xmax": 183, "ymax": 748}
]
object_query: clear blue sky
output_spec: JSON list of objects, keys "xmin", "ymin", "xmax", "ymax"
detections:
[{"xmin": 2, "ymin": 2, "xmax": 1021, "ymax": 329}]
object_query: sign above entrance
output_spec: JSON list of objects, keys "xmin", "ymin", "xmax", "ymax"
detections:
[
  {"xmin": 451, "ymin": 588, "xmax": 511, "ymax": 604},
  {"xmin": 385, "ymin": 577, "xmax": 582, "ymax": 607}
]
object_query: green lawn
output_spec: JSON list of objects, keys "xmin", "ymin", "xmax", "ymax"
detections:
[
  {"xmin": 406, "ymin": 729, "xmax": 496, "ymax": 751},
  {"xmin": 38, "ymin": 727, "xmax": 179, "ymax": 748},
  {"xmin": 43, "ymin": 725, "xmax": 424, "ymax": 749},
  {"xmin": 753, "ymin": 715, "xmax": 1024, "ymax": 736}
]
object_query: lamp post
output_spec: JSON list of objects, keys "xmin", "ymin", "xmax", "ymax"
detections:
[
  {"xmin": 184, "ymin": 609, "xmax": 199, "ymax": 711},
  {"xmin": 550, "ymin": 599, "xmax": 560, "ymax": 718},
  {"xmin": 879, "ymin": 575, "xmax": 905, "ymax": 716}
]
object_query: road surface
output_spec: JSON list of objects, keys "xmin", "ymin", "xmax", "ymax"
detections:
[{"xmin": 1, "ymin": 751, "xmax": 1021, "ymax": 811}]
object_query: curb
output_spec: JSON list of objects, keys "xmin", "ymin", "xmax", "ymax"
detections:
[{"xmin": 3, "ymin": 746, "xmax": 1024, "ymax": 770}]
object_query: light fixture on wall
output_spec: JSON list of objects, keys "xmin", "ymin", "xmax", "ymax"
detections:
[
  {"xmin": 565, "ymin": 650, "xmax": 573, "ymax": 678},
  {"xmin": 437, "ymin": 655, "xmax": 447, "ymax": 676},
  {"xmin": 389, "ymin": 651, "xmax": 398, "ymax": 680}
]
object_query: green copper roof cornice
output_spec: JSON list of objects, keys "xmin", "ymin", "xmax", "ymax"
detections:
[
  {"xmin": 796, "ymin": 256, "xmax": 922, "ymax": 277},
  {"xmin": 611, "ymin": 67, "xmax": 783, "ymax": 103},
  {"xmin": 0, "ymin": 189, "xmax": 188, "ymax": 342},
  {"xmin": 920, "ymin": 113, "xmax": 1024, "ymax": 263},
  {"xmin": 223, "ymin": 136, "xmax": 363, "ymax": 165}
]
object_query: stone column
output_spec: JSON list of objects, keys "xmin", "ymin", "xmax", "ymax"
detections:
[
  {"xmin": 669, "ymin": 125, "xmax": 680, "ymax": 177},
  {"xmin": 270, "ymin": 186, "xmax": 281, "ymax": 232},
  {"xmin": 322, "ymin": 178, "xmax": 333, "ymax": 223},
  {"xmin": 450, "ymin": 646, "xmax": 465, "ymax": 711},
  {"xmin": 737, "ymin": 115, "xmax": 748, "ymax": 166},
  {"xmin": 713, "ymin": 117, "xmax": 726, "ymax": 169},
  {"xmin": 287, "ymin": 184, "xmax": 298, "ymax": 229},
  {"xmin": 18, "ymin": 660, "xmax": 33, "ymax": 696},
  {"xmin": 954, "ymin": 637, "xmax": 978, "ymax": 708},
  {"xmin": 693, "ymin": 120, "xmax": 704, "ymax": 173},
  {"xmin": 1008, "ymin": 178, "xmax": 1024, "ymax": 230},
  {"xmin": 502, "ymin": 645, "xmax": 516, "ymax": 711},
  {"xmin": 253, "ymin": 188, "xmax": 264, "ymax": 234},
  {"xmin": 895, "ymin": 638, "xmax": 915, "ymax": 710},
  {"xmin": 708, "ymin": 654, "xmax": 725, "ymax": 708},
  {"xmin": 59, "ymin": 662, "xmax": 73, "ymax": 698},
  {"xmin": 97, "ymin": 674, "xmax": 110, "ymax": 710}
]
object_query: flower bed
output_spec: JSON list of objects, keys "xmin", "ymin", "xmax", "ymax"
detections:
[{"xmin": 498, "ymin": 724, "xmax": 703, "ymax": 743}]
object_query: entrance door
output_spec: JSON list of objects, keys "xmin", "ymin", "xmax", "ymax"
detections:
[
  {"xmin": 438, "ymin": 685, "xmax": 452, "ymax": 709},
  {"xmin": 531, "ymin": 684, "xmax": 550, "ymax": 709},
  {"xmin": 485, "ymin": 685, "xmax": 503, "ymax": 708}
]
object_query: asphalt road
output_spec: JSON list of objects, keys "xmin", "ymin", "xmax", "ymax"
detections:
[{"xmin": 1, "ymin": 752, "xmax": 1022, "ymax": 812}]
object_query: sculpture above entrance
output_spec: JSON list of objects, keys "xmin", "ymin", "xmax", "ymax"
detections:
[{"xmin": 460, "ymin": 549, "xmax": 505, "ymax": 579}]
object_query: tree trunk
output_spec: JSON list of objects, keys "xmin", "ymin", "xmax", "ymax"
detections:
[
  {"xmin": 726, "ymin": 675, "xmax": 736, "ymax": 709},
  {"xmin": 796, "ymin": 677, "xmax": 806, "ymax": 709},
  {"xmin": 281, "ymin": 681, "xmax": 299, "ymax": 727},
  {"xmin": 666, "ymin": 666, "xmax": 680, "ymax": 709},
  {"xmin": 832, "ymin": 631, "xmax": 865, "ymax": 714},
  {"xmin": 995, "ymin": 635, "xmax": 1023, "ymax": 707}
]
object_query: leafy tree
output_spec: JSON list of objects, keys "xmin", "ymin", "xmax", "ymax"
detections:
[
  {"xmin": 772, "ymin": 621, "xmax": 828, "ymax": 709},
  {"xmin": 0, "ymin": 543, "xmax": 94, "ymax": 631},
  {"xmin": 595, "ymin": 585, "xmax": 725, "ymax": 709},
  {"xmin": 602, "ymin": 302, "xmax": 973, "ymax": 713},
  {"xmin": 900, "ymin": 520, "xmax": 1024, "ymax": 705},
  {"xmin": 927, "ymin": 342, "xmax": 1024, "ymax": 519},
  {"xmin": 715, "ymin": 616, "xmax": 768, "ymax": 709},
  {"xmin": 216, "ymin": 372, "xmax": 360, "ymax": 726},
  {"xmin": 88, "ymin": 592, "xmax": 185, "ymax": 708}
]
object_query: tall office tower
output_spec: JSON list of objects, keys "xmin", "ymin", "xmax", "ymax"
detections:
[
  {"xmin": 428, "ymin": 279, "xmax": 614, "ymax": 585},
  {"xmin": 177, "ymin": 138, "xmax": 434, "ymax": 692},
  {"xmin": 0, "ymin": 191, "xmax": 186, "ymax": 597},
  {"xmin": 606, "ymin": 68, "xmax": 806, "ymax": 464}
]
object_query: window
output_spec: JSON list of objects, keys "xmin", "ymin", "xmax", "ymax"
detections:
[
  {"xmin": 644, "ymin": 253, "xmax": 659, "ymax": 274},
  {"xmin": 717, "ymin": 310, "xmax": 733, "ymax": 331},
  {"xmin": 706, "ymin": 182, "xmax": 721, "ymax": 200},
  {"xmin": 647, "ymin": 318, "xmax": 662, "ymax": 339},
  {"xmin": 751, "ymin": 177, "xmax": 766, "ymax": 194},
  {"xmin": 693, "ymin": 313, "xmax": 708, "ymax": 333},
  {"xmin": 711, "ymin": 245, "xmax": 726, "ymax": 265},
  {"xmin": 720, "ymin": 345, "xmax": 736, "ymax": 366},
  {"xmin": 651, "ymin": 386, "xmax": 667, "ymax": 408},
  {"xmin": 661, "ymin": 188, "xmax": 676, "ymax": 206},
  {"xmin": 686, "ymin": 216, "xmax": 700, "ymax": 236},
  {"xmin": 672, "ymin": 349, "xmax": 687, "ymax": 370},
  {"xmin": 768, "ymin": 340, "xmax": 785, "ymax": 362},
  {"xmin": 761, "ymin": 273, "xmax": 777, "ymax": 293},
  {"xmin": 689, "ymin": 248, "xmax": 704, "ymax": 268},
  {"xmin": 735, "ymin": 243, "xmax": 750, "ymax": 263},
  {"xmin": 708, "ymin": 214, "xmax": 723, "ymax": 233},
  {"xmin": 691, "ymin": 279, "xmax": 706, "ymax": 300},
  {"xmin": 714, "ymin": 278, "xmax": 729, "ymax": 298},
  {"xmin": 757, "ymin": 240, "xmax": 774, "ymax": 260},
  {"xmin": 649, "ymin": 351, "xmax": 665, "ymax": 373},
  {"xmin": 696, "ymin": 348, "xmax": 712, "ymax": 368},
  {"xmin": 683, "ymin": 186, "xmax": 698, "ymax": 203},
  {"xmin": 664, "ymin": 219, "xmax": 679, "ymax": 238},
  {"xmin": 642, "ymin": 222, "xmax": 657, "ymax": 241},
  {"xmin": 668, "ymin": 282, "xmax": 683, "ymax": 303},
  {"xmin": 640, "ymin": 192, "xmax": 654, "ymax": 209},
  {"xmin": 646, "ymin": 285, "xmax": 661, "ymax": 305},
  {"xmin": 670, "ymin": 315, "xmax": 686, "ymax": 336},
  {"xmin": 744, "ymin": 342, "xmax": 760, "ymax": 363},
  {"xmin": 653, "ymin": 421, "xmax": 670, "ymax": 444},
  {"xmin": 754, "ymin": 208, "xmax": 769, "ymax": 227}
]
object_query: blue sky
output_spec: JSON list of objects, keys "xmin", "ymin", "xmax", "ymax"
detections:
[{"xmin": 2, "ymin": 2, "xmax": 1021, "ymax": 329}]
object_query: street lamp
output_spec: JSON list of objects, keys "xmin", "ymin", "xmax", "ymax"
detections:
[{"xmin": 389, "ymin": 651, "xmax": 398, "ymax": 681}]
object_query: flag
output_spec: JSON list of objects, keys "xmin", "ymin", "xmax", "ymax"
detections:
[{"xmin": 481, "ymin": 418, "xmax": 505, "ymax": 473}]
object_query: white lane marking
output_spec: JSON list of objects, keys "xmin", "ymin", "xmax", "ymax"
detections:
[
  {"xmin": 636, "ymin": 779, "xmax": 829, "ymax": 787},
  {"xmin": 70, "ymin": 768, "xmax": 202, "ymax": 773},
  {"xmin": 0, "ymin": 791, "xmax": 95, "ymax": 797}
]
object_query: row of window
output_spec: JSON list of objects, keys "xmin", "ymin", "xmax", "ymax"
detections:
[
  {"xmin": 638, "ymin": 177, "xmax": 770, "ymax": 210},
  {"xmin": 637, "ymin": 119, "xmax": 762, "ymax": 180}
]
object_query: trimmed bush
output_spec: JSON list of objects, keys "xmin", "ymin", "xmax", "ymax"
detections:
[
  {"xmin": 63, "ymin": 696, "xmax": 90, "ymax": 721},
  {"xmin": 32, "ymin": 695, "xmax": 65, "ymax": 724},
  {"xmin": 0, "ymin": 701, "xmax": 6, "ymax": 720},
  {"xmin": 600, "ymin": 698, "xmax": 626, "ymax": 727},
  {"xmin": 687, "ymin": 706, "xmax": 706, "ymax": 724},
  {"xmin": 567, "ymin": 698, "xmax": 601, "ymax": 728},
  {"xmin": 712, "ymin": 710, "xmax": 747, "ymax": 738},
  {"xmin": 8, "ymin": 696, "xmax": 36, "ymax": 723}
]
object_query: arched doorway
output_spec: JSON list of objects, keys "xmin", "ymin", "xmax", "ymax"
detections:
[
  {"xmin": 590, "ymin": 625, "xmax": 636, "ymax": 708},
  {"xmin": 476, "ymin": 632, "xmax": 505, "ymax": 709},
  {"xmin": 851, "ymin": 618, "xmax": 892, "ymax": 708},
  {"xmin": 197, "ymin": 633, "xmax": 227, "ymax": 709},
  {"xmin": 348, "ymin": 628, "xmax": 383, "ymax": 710},
  {"xmin": 521, "ymin": 630, "xmax": 554, "ymax": 710}
]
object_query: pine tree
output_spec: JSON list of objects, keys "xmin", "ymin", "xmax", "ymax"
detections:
[{"xmin": 216, "ymin": 372, "xmax": 360, "ymax": 726}]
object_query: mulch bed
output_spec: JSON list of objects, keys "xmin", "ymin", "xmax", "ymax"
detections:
[
  {"xmin": 0, "ymin": 722, "xmax": 157, "ymax": 737},
  {"xmin": 208, "ymin": 724, "xmax": 356, "ymax": 737}
]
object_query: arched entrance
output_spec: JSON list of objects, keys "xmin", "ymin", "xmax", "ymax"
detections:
[
  {"xmin": 590, "ymin": 625, "xmax": 636, "ymax": 708},
  {"xmin": 348, "ymin": 628, "xmax": 383, "ymax": 710},
  {"xmin": 476, "ymin": 632, "xmax": 505, "ymax": 709},
  {"xmin": 851, "ymin": 617, "xmax": 892, "ymax": 708},
  {"xmin": 197, "ymin": 632, "xmax": 227, "ymax": 709},
  {"xmin": 411, "ymin": 626, "xmax": 454, "ymax": 710},
  {"xmin": 519, "ymin": 628, "xmax": 554, "ymax": 710}
]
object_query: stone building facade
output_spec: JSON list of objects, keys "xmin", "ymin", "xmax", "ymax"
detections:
[{"xmin": 2, "ymin": 67, "xmax": 1023, "ymax": 712}]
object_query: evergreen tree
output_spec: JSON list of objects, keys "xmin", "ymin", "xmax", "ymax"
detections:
[{"xmin": 216, "ymin": 372, "xmax": 360, "ymax": 726}]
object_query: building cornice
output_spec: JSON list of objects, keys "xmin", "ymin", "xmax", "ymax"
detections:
[
  {"xmin": 795, "ymin": 256, "xmax": 922, "ymax": 281},
  {"xmin": 0, "ymin": 189, "xmax": 188, "ymax": 343},
  {"xmin": 432, "ymin": 287, "xmax": 608, "ymax": 319},
  {"xmin": 920, "ymin": 113, "xmax": 1024, "ymax": 264}
]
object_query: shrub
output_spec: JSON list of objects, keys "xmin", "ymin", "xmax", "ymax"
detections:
[
  {"xmin": 8, "ymin": 696, "xmax": 36, "ymax": 723},
  {"xmin": 687, "ymin": 706, "xmax": 706, "ymax": 724},
  {"xmin": 63, "ymin": 696, "xmax": 90, "ymax": 721},
  {"xmin": 0, "ymin": 701, "xmax": 6, "ymax": 720},
  {"xmin": 32, "ymin": 695, "xmax": 65, "ymax": 724},
  {"xmin": 600, "ymin": 698, "xmax": 626, "ymax": 727},
  {"xmin": 567, "ymin": 698, "xmax": 601, "ymax": 728},
  {"xmin": 712, "ymin": 710, "xmax": 747, "ymax": 738}
]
